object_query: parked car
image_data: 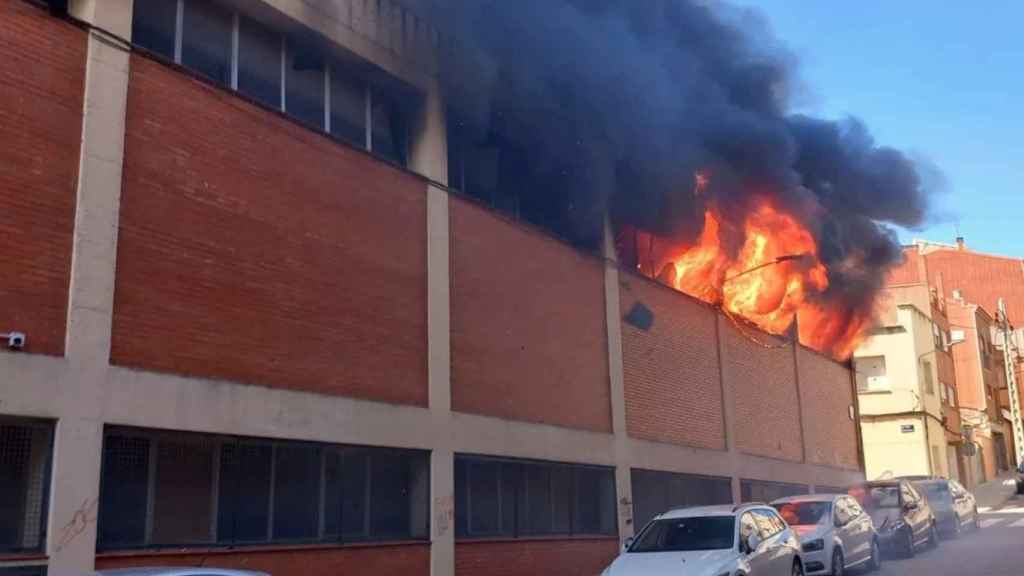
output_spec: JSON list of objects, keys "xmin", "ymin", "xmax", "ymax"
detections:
[
  {"xmin": 772, "ymin": 494, "xmax": 881, "ymax": 575},
  {"xmin": 908, "ymin": 477, "xmax": 979, "ymax": 537},
  {"xmin": 601, "ymin": 503, "xmax": 805, "ymax": 576},
  {"xmin": 848, "ymin": 480, "xmax": 938, "ymax": 558},
  {"xmin": 91, "ymin": 565, "xmax": 268, "ymax": 569},
  {"xmin": 1017, "ymin": 461, "xmax": 1024, "ymax": 495}
]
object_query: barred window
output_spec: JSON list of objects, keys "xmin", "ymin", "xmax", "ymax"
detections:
[
  {"xmin": 740, "ymin": 479, "xmax": 809, "ymax": 503},
  {"xmin": 630, "ymin": 469, "xmax": 733, "ymax": 531},
  {"xmin": 98, "ymin": 427, "xmax": 429, "ymax": 550},
  {"xmin": 454, "ymin": 455, "xmax": 617, "ymax": 540},
  {"xmin": 0, "ymin": 418, "xmax": 53, "ymax": 554}
]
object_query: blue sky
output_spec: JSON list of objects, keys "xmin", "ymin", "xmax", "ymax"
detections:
[{"xmin": 740, "ymin": 1, "xmax": 1024, "ymax": 256}]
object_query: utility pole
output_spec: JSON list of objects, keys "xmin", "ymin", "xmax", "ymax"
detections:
[{"xmin": 997, "ymin": 298, "xmax": 1024, "ymax": 467}]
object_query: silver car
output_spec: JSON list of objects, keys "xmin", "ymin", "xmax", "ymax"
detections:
[
  {"xmin": 773, "ymin": 494, "xmax": 881, "ymax": 576},
  {"xmin": 92, "ymin": 565, "xmax": 270, "ymax": 569}
]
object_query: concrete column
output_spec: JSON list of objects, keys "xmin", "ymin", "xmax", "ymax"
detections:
[
  {"xmin": 50, "ymin": 3, "xmax": 133, "ymax": 573},
  {"xmin": 602, "ymin": 221, "xmax": 635, "ymax": 542},
  {"xmin": 427, "ymin": 183, "xmax": 454, "ymax": 576},
  {"xmin": 410, "ymin": 79, "xmax": 447, "ymax": 185},
  {"xmin": 46, "ymin": 418, "xmax": 104, "ymax": 576}
]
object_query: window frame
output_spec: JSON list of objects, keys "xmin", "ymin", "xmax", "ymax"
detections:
[
  {"xmin": 97, "ymin": 426, "xmax": 429, "ymax": 552},
  {"xmin": 129, "ymin": 0, "xmax": 411, "ymax": 166},
  {"xmin": 454, "ymin": 454, "xmax": 617, "ymax": 541},
  {"xmin": 0, "ymin": 416, "xmax": 55, "ymax": 556}
]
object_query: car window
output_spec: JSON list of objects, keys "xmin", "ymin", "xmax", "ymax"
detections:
[
  {"xmin": 900, "ymin": 482, "xmax": 917, "ymax": 504},
  {"xmin": 739, "ymin": 512, "xmax": 758, "ymax": 545},
  {"xmin": 753, "ymin": 509, "xmax": 782, "ymax": 538},
  {"xmin": 774, "ymin": 501, "xmax": 831, "ymax": 526},
  {"xmin": 629, "ymin": 516, "xmax": 737, "ymax": 552},
  {"xmin": 844, "ymin": 497, "xmax": 864, "ymax": 518},
  {"xmin": 834, "ymin": 498, "xmax": 852, "ymax": 525}
]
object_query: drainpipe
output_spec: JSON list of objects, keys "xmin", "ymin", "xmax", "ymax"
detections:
[{"xmin": 848, "ymin": 359, "xmax": 866, "ymax": 475}]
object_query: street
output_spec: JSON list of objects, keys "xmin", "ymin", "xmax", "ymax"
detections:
[{"xmin": 874, "ymin": 496, "xmax": 1024, "ymax": 576}]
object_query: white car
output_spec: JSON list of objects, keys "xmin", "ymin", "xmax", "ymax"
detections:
[
  {"xmin": 602, "ymin": 503, "xmax": 805, "ymax": 576},
  {"xmin": 91, "ymin": 565, "xmax": 270, "ymax": 569},
  {"xmin": 772, "ymin": 494, "xmax": 881, "ymax": 576}
]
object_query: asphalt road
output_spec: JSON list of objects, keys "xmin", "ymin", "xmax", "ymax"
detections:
[{"xmin": 871, "ymin": 495, "xmax": 1024, "ymax": 576}]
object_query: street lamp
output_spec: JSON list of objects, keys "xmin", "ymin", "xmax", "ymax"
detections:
[{"xmin": 722, "ymin": 253, "xmax": 811, "ymax": 284}]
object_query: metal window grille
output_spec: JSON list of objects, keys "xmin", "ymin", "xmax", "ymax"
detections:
[
  {"xmin": 740, "ymin": 479, "xmax": 809, "ymax": 504},
  {"xmin": 98, "ymin": 427, "xmax": 429, "ymax": 551},
  {"xmin": 0, "ymin": 418, "xmax": 54, "ymax": 555},
  {"xmin": 630, "ymin": 469, "xmax": 733, "ymax": 531},
  {"xmin": 454, "ymin": 455, "xmax": 617, "ymax": 540}
]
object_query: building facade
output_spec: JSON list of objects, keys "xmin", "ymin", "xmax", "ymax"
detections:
[
  {"xmin": 853, "ymin": 289, "xmax": 963, "ymax": 482},
  {"xmin": 0, "ymin": 1, "xmax": 863, "ymax": 575}
]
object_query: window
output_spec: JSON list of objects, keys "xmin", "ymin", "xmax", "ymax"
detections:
[
  {"xmin": 740, "ymin": 479, "xmax": 808, "ymax": 503},
  {"xmin": 0, "ymin": 418, "xmax": 53, "ymax": 554},
  {"xmin": 330, "ymin": 68, "xmax": 368, "ymax": 147},
  {"xmin": 98, "ymin": 427, "xmax": 429, "ymax": 550},
  {"xmin": 738, "ymin": 512, "xmax": 757, "ymax": 545},
  {"xmin": 181, "ymin": 0, "xmax": 232, "ymax": 85},
  {"xmin": 0, "ymin": 568, "xmax": 47, "ymax": 576},
  {"xmin": 454, "ymin": 455, "xmax": 617, "ymax": 539},
  {"xmin": 921, "ymin": 360, "xmax": 935, "ymax": 395},
  {"xmin": 285, "ymin": 40, "xmax": 325, "ymax": 129},
  {"xmin": 131, "ymin": 0, "xmax": 177, "ymax": 60},
  {"xmin": 129, "ymin": 1, "xmax": 412, "ymax": 164},
  {"xmin": 237, "ymin": 15, "xmax": 282, "ymax": 109},
  {"xmin": 855, "ymin": 356, "xmax": 889, "ymax": 392},
  {"xmin": 773, "ymin": 501, "xmax": 830, "ymax": 526},
  {"xmin": 630, "ymin": 469, "xmax": 733, "ymax": 530},
  {"xmin": 832, "ymin": 498, "xmax": 851, "ymax": 526},
  {"xmin": 371, "ymin": 91, "xmax": 409, "ymax": 165}
]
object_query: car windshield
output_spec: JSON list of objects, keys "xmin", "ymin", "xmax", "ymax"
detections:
[
  {"xmin": 917, "ymin": 482, "xmax": 951, "ymax": 506},
  {"xmin": 773, "ymin": 501, "xmax": 831, "ymax": 526},
  {"xmin": 630, "ymin": 516, "xmax": 736, "ymax": 552},
  {"xmin": 849, "ymin": 485, "xmax": 900, "ymax": 509}
]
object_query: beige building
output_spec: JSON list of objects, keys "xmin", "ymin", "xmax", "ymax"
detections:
[{"xmin": 854, "ymin": 288, "xmax": 964, "ymax": 482}]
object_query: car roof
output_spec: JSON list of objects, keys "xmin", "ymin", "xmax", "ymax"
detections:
[
  {"xmin": 772, "ymin": 494, "xmax": 840, "ymax": 504},
  {"xmin": 93, "ymin": 565, "xmax": 268, "ymax": 569},
  {"xmin": 657, "ymin": 503, "xmax": 774, "ymax": 520}
]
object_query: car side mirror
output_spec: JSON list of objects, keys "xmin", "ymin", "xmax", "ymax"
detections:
[
  {"xmin": 904, "ymin": 501, "xmax": 919, "ymax": 511},
  {"xmin": 744, "ymin": 533, "xmax": 762, "ymax": 554},
  {"xmin": 622, "ymin": 536, "xmax": 634, "ymax": 552}
]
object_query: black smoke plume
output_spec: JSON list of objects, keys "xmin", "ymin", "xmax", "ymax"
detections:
[{"xmin": 422, "ymin": 0, "xmax": 935, "ymax": 319}]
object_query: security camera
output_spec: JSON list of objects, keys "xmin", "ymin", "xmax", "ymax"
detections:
[{"xmin": 4, "ymin": 332, "xmax": 26, "ymax": 350}]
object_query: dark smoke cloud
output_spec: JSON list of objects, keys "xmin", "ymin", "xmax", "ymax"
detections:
[{"xmin": 422, "ymin": 0, "xmax": 936, "ymax": 312}]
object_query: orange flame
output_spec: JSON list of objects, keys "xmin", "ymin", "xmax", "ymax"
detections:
[{"xmin": 627, "ymin": 194, "xmax": 867, "ymax": 359}]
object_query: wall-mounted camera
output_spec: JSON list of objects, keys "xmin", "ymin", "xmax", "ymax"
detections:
[{"xmin": 3, "ymin": 332, "xmax": 26, "ymax": 350}]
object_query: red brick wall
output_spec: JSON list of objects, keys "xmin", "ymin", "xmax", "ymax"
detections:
[
  {"xmin": 449, "ymin": 197, "xmax": 611, "ymax": 432},
  {"xmin": 720, "ymin": 320, "xmax": 803, "ymax": 461},
  {"xmin": 796, "ymin": 347, "xmax": 859, "ymax": 469},
  {"xmin": 112, "ymin": 56, "xmax": 428, "ymax": 405},
  {"xmin": 96, "ymin": 543, "xmax": 429, "ymax": 576},
  {"xmin": 619, "ymin": 276, "xmax": 725, "ymax": 450},
  {"xmin": 923, "ymin": 249, "xmax": 1024, "ymax": 325},
  {"xmin": 886, "ymin": 247, "xmax": 926, "ymax": 286},
  {"xmin": 0, "ymin": 2, "xmax": 85, "ymax": 355},
  {"xmin": 455, "ymin": 539, "xmax": 617, "ymax": 576}
]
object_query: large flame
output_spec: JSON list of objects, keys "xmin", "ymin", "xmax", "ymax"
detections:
[{"xmin": 625, "ymin": 194, "xmax": 867, "ymax": 359}]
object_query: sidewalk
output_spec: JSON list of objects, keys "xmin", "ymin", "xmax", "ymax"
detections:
[{"xmin": 974, "ymin": 473, "xmax": 1019, "ymax": 511}]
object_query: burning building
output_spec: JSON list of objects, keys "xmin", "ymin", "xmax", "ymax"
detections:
[{"xmin": 0, "ymin": 0, "xmax": 934, "ymax": 575}]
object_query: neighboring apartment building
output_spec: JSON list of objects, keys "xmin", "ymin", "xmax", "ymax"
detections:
[
  {"xmin": 946, "ymin": 299, "xmax": 1013, "ymax": 485},
  {"xmin": 853, "ymin": 289, "xmax": 963, "ymax": 483},
  {"xmin": 0, "ymin": 2, "xmax": 864, "ymax": 575},
  {"xmin": 911, "ymin": 238, "xmax": 1024, "ymax": 465}
]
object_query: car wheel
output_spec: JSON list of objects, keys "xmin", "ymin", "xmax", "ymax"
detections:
[
  {"xmin": 903, "ymin": 527, "xmax": 916, "ymax": 558},
  {"xmin": 831, "ymin": 548, "xmax": 844, "ymax": 576},
  {"xmin": 867, "ymin": 539, "xmax": 882, "ymax": 572},
  {"xmin": 793, "ymin": 559, "xmax": 805, "ymax": 576},
  {"xmin": 928, "ymin": 522, "xmax": 940, "ymax": 548}
]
